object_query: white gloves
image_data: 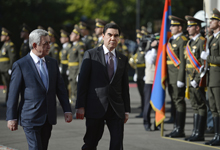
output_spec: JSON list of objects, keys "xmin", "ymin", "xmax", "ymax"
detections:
[
  {"xmin": 66, "ymin": 70, "xmax": 69, "ymax": 75},
  {"xmin": 59, "ymin": 67, "xmax": 62, "ymax": 72},
  {"xmin": 190, "ymin": 80, "xmax": 198, "ymax": 88},
  {"xmin": 8, "ymin": 69, "xmax": 12, "ymax": 75},
  {"xmin": 177, "ymin": 81, "xmax": 185, "ymax": 88},
  {"xmin": 200, "ymin": 51, "xmax": 209, "ymax": 60},
  {"xmin": 199, "ymin": 65, "xmax": 204, "ymax": 73},
  {"xmin": 143, "ymin": 76, "xmax": 146, "ymax": 81},
  {"xmin": 133, "ymin": 73, "xmax": 137, "ymax": 82},
  {"xmin": 76, "ymin": 75, "xmax": 78, "ymax": 82}
]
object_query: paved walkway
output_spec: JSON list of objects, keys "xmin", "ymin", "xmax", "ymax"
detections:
[{"xmin": 0, "ymin": 85, "xmax": 219, "ymax": 150}]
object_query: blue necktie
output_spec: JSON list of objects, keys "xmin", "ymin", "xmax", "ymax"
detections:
[{"xmin": 39, "ymin": 59, "xmax": 48, "ymax": 90}]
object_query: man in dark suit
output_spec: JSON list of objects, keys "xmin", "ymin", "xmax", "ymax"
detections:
[
  {"xmin": 75, "ymin": 23, "xmax": 131, "ymax": 150},
  {"xmin": 6, "ymin": 29, "xmax": 72, "ymax": 150}
]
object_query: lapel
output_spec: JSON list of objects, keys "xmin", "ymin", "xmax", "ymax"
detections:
[
  {"xmin": 45, "ymin": 56, "xmax": 51, "ymax": 92},
  {"xmin": 110, "ymin": 50, "xmax": 120, "ymax": 84},
  {"xmin": 96, "ymin": 46, "xmax": 109, "ymax": 79},
  {"xmin": 27, "ymin": 54, "xmax": 46, "ymax": 90}
]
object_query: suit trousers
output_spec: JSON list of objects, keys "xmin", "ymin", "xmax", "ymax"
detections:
[
  {"xmin": 82, "ymin": 105, "xmax": 124, "ymax": 150},
  {"xmin": 208, "ymin": 87, "xmax": 220, "ymax": 117},
  {"xmin": 23, "ymin": 118, "xmax": 53, "ymax": 150},
  {"xmin": 137, "ymin": 79, "xmax": 145, "ymax": 111},
  {"xmin": 143, "ymin": 84, "xmax": 153, "ymax": 126}
]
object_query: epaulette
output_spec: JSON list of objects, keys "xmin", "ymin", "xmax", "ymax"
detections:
[
  {"xmin": 200, "ymin": 36, "xmax": 205, "ymax": 41},
  {"xmin": 181, "ymin": 36, "xmax": 188, "ymax": 41},
  {"xmin": 10, "ymin": 42, "xmax": 14, "ymax": 46},
  {"xmin": 67, "ymin": 43, "xmax": 72, "ymax": 48},
  {"xmin": 79, "ymin": 41, "xmax": 85, "ymax": 46},
  {"xmin": 53, "ymin": 43, "xmax": 59, "ymax": 47},
  {"xmin": 88, "ymin": 36, "xmax": 93, "ymax": 40},
  {"xmin": 122, "ymin": 45, "xmax": 127, "ymax": 50},
  {"xmin": 217, "ymin": 33, "xmax": 220, "ymax": 39}
]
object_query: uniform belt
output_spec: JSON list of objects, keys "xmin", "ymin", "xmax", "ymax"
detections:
[
  {"xmin": 186, "ymin": 64, "xmax": 193, "ymax": 68},
  {"xmin": 166, "ymin": 60, "xmax": 173, "ymax": 65},
  {"xmin": 61, "ymin": 60, "xmax": 68, "ymax": 64},
  {"xmin": 68, "ymin": 62, "xmax": 79, "ymax": 66},
  {"xmin": 136, "ymin": 64, "xmax": 145, "ymax": 68},
  {"xmin": 0, "ymin": 57, "xmax": 10, "ymax": 62},
  {"xmin": 209, "ymin": 63, "xmax": 220, "ymax": 67}
]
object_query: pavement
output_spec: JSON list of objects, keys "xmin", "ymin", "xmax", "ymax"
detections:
[{"xmin": 0, "ymin": 84, "xmax": 220, "ymax": 150}]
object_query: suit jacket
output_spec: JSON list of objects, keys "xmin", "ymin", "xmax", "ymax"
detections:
[
  {"xmin": 75, "ymin": 45, "xmax": 130, "ymax": 119},
  {"xmin": 6, "ymin": 53, "xmax": 72, "ymax": 127}
]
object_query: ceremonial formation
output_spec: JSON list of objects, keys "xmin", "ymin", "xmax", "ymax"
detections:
[{"xmin": 1, "ymin": 2, "xmax": 220, "ymax": 149}]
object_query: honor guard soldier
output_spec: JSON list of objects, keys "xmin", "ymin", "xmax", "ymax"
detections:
[
  {"xmin": 37, "ymin": 25, "xmax": 45, "ymax": 30},
  {"xmin": 201, "ymin": 8, "xmax": 220, "ymax": 146},
  {"xmin": 184, "ymin": 16, "xmax": 207, "ymax": 141},
  {"xmin": 94, "ymin": 18, "xmax": 106, "ymax": 47},
  {"xmin": 165, "ymin": 15, "xmax": 188, "ymax": 138},
  {"xmin": 59, "ymin": 29, "xmax": 72, "ymax": 90},
  {"xmin": 117, "ymin": 33, "xmax": 129, "ymax": 58},
  {"xmin": 0, "ymin": 27, "xmax": 17, "ymax": 106},
  {"xmin": 132, "ymin": 28, "xmax": 146, "ymax": 118},
  {"xmin": 79, "ymin": 21, "xmax": 94, "ymax": 50},
  {"xmin": 68, "ymin": 25, "xmax": 85, "ymax": 102},
  {"xmin": 20, "ymin": 23, "xmax": 31, "ymax": 58},
  {"xmin": 48, "ymin": 27, "xmax": 61, "ymax": 64}
]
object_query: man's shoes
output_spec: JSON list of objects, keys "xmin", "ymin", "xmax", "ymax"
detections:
[
  {"xmin": 135, "ymin": 113, "xmax": 143, "ymax": 118},
  {"xmin": 144, "ymin": 124, "xmax": 152, "ymax": 131},
  {"xmin": 164, "ymin": 117, "xmax": 174, "ymax": 123},
  {"xmin": 205, "ymin": 126, "xmax": 214, "ymax": 134}
]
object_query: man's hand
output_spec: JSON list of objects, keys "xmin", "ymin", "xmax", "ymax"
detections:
[
  {"xmin": 177, "ymin": 81, "xmax": 185, "ymax": 88},
  {"xmin": 190, "ymin": 80, "xmax": 198, "ymax": 88},
  {"xmin": 124, "ymin": 114, "xmax": 129, "ymax": 123},
  {"xmin": 133, "ymin": 73, "xmax": 137, "ymax": 82},
  {"xmin": 8, "ymin": 69, "xmax": 12, "ymax": 75},
  {"xmin": 76, "ymin": 107, "xmax": 85, "ymax": 120},
  {"xmin": 200, "ymin": 51, "xmax": 209, "ymax": 60},
  {"xmin": 64, "ymin": 113, "xmax": 73, "ymax": 123},
  {"xmin": 7, "ymin": 120, "xmax": 18, "ymax": 131}
]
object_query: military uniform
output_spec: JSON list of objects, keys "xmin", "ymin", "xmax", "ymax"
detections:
[
  {"xmin": 117, "ymin": 34, "xmax": 129, "ymax": 57},
  {"xmin": 20, "ymin": 24, "xmax": 31, "ymax": 58},
  {"xmin": 48, "ymin": 27, "xmax": 61, "ymax": 64},
  {"xmin": 165, "ymin": 16, "xmax": 188, "ymax": 138},
  {"xmin": 79, "ymin": 21, "xmax": 94, "ymax": 50},
  {"xmin": 94, "ymin": 19, "xmax": 106, "ymax": 48},
  {"xmin": 0, "ymin": 28, "xmax": 17, "ymax": 104},
  {"xmin": 68, "ymin": 26, "xmax": 86, "ymax": 101},
  {"xmin": 184, "ymin": 16, "xmax": 207, "ymax": 142},
  {"xmin": 202, "ymin": 8, "xmax": 220, "ymax": 146},
  {"xmin": 59, "ymin": 29, "xmax": 72, "ymax": 89}
]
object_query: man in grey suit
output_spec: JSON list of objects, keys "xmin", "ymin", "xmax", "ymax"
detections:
[
  {"xmin": 76, "ymin": 23, "xmax": 130, "ymax": 150},
  {"xmin": 6, "ymin": 29, "xmax": 72, "ymax": 150}
]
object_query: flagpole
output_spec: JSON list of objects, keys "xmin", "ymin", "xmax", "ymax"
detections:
[{"xmin": 161, "ymin": 121, "xmax": 164, "ymax": 136}]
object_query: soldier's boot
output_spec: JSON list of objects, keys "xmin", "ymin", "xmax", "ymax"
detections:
[
  {"xmin": 205, "ymin": 117, "xmax": 219, "ymax": 145},
  {"xmin": 210, "ymin": 116, "xmax": 220, "ymax": 146},
  {"xmin": 164, "ymin": 101, "xmax": 176, "ymax": 124},
  {"xmin": 170, "ymin": 111, "xmax": 185, "ymax": 138},
  {"xmin": 185, "ymin": 113, "xmax": 199, "ymax": 141},
  {"xmin": 188, "ymin": 115, "xmax": 206, "ymax": 141},
  {"xmin": 165, "ymin": 119, "xmax": 177, "ymax": 137}
]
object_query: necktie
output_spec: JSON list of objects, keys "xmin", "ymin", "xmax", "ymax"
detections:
[
  {"xmin": 39, "ymin": 59, "xmax": 48, "ymax": 90},
  {"xmin": 107, "ymin": 52, "xmax": 114, "ymax": 80}
]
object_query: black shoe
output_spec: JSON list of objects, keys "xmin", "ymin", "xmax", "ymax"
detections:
[
  {"xmin": 164, "ymin": 117, "xmax": 174, "ymax": 123},
  {"xmin": 135, "ymin": 113, "xmax": 143, "ymax": 118},
  {"xmin": 170, "ymin": 128, "xmax": 185, "ymax": 138},
  {"xmin": 144, "ymin": 124, "xmax": 152, "ymax": 131},
  {"xmin": 205, "ymin": 134, "xmax": 218, "ymax": 145},
  {"xmin": 205, "ymin": 127, "xmax": 214, "ymax": 134},
  {"xmin": 165, "ymin": 129, "xmax": 177, "ymax": 137}
]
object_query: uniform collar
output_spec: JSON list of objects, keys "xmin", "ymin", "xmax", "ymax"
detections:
[
  {"xmin": 173, "ymin": 32, "xmax": 183, "ymax": 40},
  {"xmin": 192, "ymin": 33, "xmax": 200, "ymax": 41}
]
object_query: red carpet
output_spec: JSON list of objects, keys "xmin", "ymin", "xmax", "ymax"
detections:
[{"xmin": 129, "ymin": 83, "xmax": 137, "ymax": 88}]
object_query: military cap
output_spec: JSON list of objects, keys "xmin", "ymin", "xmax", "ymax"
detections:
[
  {"xmin": 79, "ymin": 21, "xmax": 90, "ymax": 30},
  {"xmin": 95, "ymin": 18, "xmax": 106, "ymax": 28},
  {"xmin": 60, "ymin": 29, "xmax": 70, "ymax": 37},
  {"xmin": 48, "ymin": 27, "xmax": 59, "ymax": 38},
  {"xmin": 136, "ymin": 29, "xmax": 143, "ymax": 39},
  {"xmin": 21, "ymin": 23, "xmax": 31, "ymax": 33},
  {"xmin": 120, "ymin": 33, "xmax": 125, "ymax": 39},
  {"xmin": 169, "ymin": 15, "xmax": 186, "ymax": 26},
  {"xmin": 37, "ymin": 25, "xmax": 45, "ymax": 30},
  {"xmin": 185, "ymin": 15, "xmax": 203, "ymax": 27},
  {"xmin": 210, "ymin": 8, "xmax": 220, "ymax": 21},
  {"xmin": 141, "ymin": 26, "xmax": 148, "ymax": 35},
  {"xmin": 72, "ymin": 24, "xmax": 81, "ymax": 35},
  {"xmin": 1, "ymin": 27, "xmax": 11, "ymax": 36}
]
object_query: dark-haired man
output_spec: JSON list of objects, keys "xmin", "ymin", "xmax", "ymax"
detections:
[{"xmin": 76, "ymin": 23, "xmax": 130, "ymax": 150}]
